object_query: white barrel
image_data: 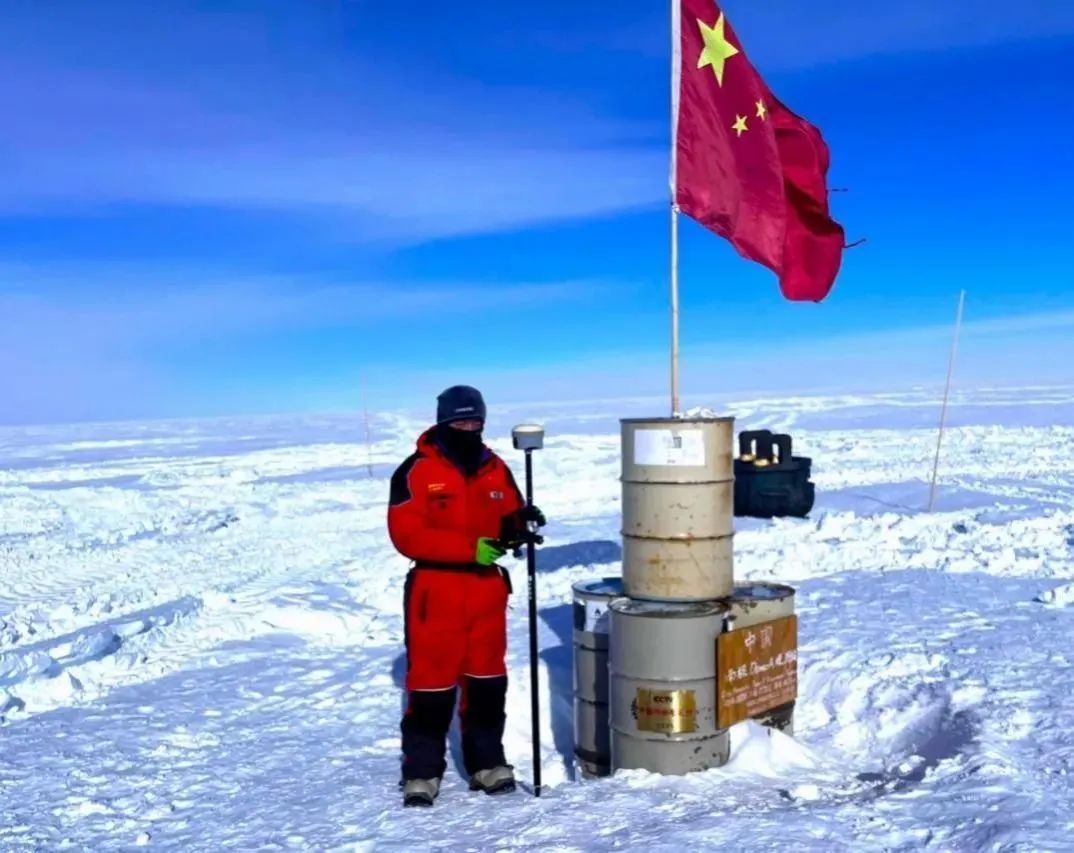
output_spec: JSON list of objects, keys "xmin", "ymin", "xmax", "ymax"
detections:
[
  {"xmin": 722, "ymin": 582, "xmax": 797, "ymax": 735},
  {"xmin": 609, "ymin": 597, "xmax": 731, "ymax": 774},
  {"xmin": 572, "ymin": 577, "xmax": 622, "ymax": 776},
  {"xmin": 620, "ymin": 417, "xmax": 735, "ymax": 601}
]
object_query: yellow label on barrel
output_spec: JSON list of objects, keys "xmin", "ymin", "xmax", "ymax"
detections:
[{"xmin": 633, "ymin": 687, "xmax": 698, "ymax": 734}]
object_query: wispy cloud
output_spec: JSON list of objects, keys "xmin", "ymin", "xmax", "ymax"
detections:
[
  {"xmin": 2, "ymin": 267, "xmax": 1068, "ymax": 425},
  {"xmin": 5, "ymin": 143, "xmax": 664, "ymax": 243},
  {"xmin": 0, "ymin": 263, "xmax": 615, "ymax": 423},
  {"xmin": 0, "ymin": 264, "xmax": 606, "ymax": 348},
  {"xmin": 730, "ymin": 0, "xmax": 1074, "ymax": 70},
  {"xmin": 713, "ymin": 307, "xmax": 1074, "ymax": 356},
  {"xmin": 7, "ymin": 0, "xmax": 1063, "ymax": 245},
  {"xmin": 672, "ymin": 306, "xmax": 1074, "ymax": 397},
  {"xmin": 316, "ymin": 307, "xmax": 1074, "ymax": 416},
  {"xmin": 0, "ymin": 8, "xmax": 664, "ymax": 243},
  {"xmin": 567, "ymin": 0, "xmax": 1074, "ymax": 71}
]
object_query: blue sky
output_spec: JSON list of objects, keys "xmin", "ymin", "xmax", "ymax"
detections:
[{"xmin": 2, "ymin": 0, "xmax": 1073, "ymax": 424}]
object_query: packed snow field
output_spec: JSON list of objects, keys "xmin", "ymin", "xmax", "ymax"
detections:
[{"xmin": 1, "ymin": 386, "xmax": 1073, "ymax": 850}]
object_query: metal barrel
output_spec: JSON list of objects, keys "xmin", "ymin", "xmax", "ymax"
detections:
[
  {"xmin": 572, "ymin": 577, "xmax": 623, "ymax": 776},
  {"xmin": 573, "ymin": 699, "xmax": 609, "ymax": 777},
  {"xmin": 721, "ymin": 582, "xmax": 797, "ymax": 735},
  {"xmin": 620, "ymin": 417, "xmax": 735, "ymax": 601},
  {"xmin": 609, "ymin": 596, "xmax": 731, "ymax": 774}
]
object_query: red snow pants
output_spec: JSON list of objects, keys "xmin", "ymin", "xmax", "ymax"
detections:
[
  {"xmin": 404, "ymin": 566, "xmax": 510, "ymax": 690},
  {"xmin": 401, "ymin": 565, "xmax": 511, "ymax": 779}
]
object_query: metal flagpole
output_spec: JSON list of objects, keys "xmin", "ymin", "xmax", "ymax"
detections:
[
  {"xmin": 671, "ymin": 206, "xmax": 680, "ymax": 417},
  {"xmin": 927, "ymin": 289, "xmax": 966, "ymax": 512},
  {"xmin": 669, "ymin": 0, "xmax": 682, "ymax": 417}
]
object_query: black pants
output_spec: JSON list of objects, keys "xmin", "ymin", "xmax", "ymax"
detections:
[{"xmin": 400, "ymin": 676, "xmax": 508, "ymax": 781}]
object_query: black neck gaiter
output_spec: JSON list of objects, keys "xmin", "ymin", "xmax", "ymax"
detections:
[{"xmin": 434, "ymin": 423, "xmax": 485, "ymax": 476}]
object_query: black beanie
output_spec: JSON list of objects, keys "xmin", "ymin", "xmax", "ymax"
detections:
[{"xmin": 436, "ymin": 385, "xmax": 486, "ymax": 425}]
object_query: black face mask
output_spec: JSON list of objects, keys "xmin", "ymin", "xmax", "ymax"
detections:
[{"xmin": 435, "ymin": 423, "xmax": 485, "ymax": 475}]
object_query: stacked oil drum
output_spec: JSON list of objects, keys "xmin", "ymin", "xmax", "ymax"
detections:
[{"xmin": 571, "ymin": 416, "xmax": 798, "ymax": 778}]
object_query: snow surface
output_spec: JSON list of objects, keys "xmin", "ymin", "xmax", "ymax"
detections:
[{"xmin": 1, "ymin": 385, "xmax": 1073, "ymax": 850}]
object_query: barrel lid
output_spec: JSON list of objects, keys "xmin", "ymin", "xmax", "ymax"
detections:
[
  {"xmin": 620, "ymin": 416, "xmax": 733, "ymax": 425},
  {"xmin": 572, "ymin": 577, "xmax": 624, "ymax": 599},
  {"xmin": 609, "ymin": 596, "xmax": 727, "ymax": 618},
  {"xmin": 727, "ymin": 582, "xmax": 796, "ymax": 601}
]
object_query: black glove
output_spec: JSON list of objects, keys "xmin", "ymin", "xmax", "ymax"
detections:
[
  {"xmin": 499, "ymin": 505, "xmax": 547, "ymax": 547},
  {"xmin": 520, "ymin": 504, "xmax": 546, "ymax": 527}
]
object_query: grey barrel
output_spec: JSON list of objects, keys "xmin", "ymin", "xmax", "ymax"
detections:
[
  {"xmin": 572, "ymin": 577, "xmax": 622, "ymax": 777},
  {"xmin": 609, "ymin": 596, "xmax": 731, "ymax": 774}
]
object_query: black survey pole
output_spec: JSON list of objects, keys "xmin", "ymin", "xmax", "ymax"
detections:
[
  {"xmin": 523, "ymin": 447, "xmax": 541, "ymax": 797},
  {"xmin": 511, "ymin": 423, "xmax": 545, "ymax": 798}
]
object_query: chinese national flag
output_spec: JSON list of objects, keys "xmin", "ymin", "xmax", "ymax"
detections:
[{"xmin": 675, "ymin": 0, "xmax": 845, "ymax": 301}]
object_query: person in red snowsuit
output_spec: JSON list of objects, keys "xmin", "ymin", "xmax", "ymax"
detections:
[{"xmin": 387, "ymin": 385, "xmax": 545, "ymax": 807}]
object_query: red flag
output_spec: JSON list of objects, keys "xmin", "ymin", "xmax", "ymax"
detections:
[{"xmin": 674, "ymin": 0, "xmax": 845, "ymax": 301}]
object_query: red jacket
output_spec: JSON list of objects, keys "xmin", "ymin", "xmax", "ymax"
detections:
[{"xmin": 388, "ymin": 428, "xmax": 524, "ymax": 566}]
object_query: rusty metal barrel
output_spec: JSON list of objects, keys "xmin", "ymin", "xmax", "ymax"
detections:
[
  {"xmin": 620, "ymin": 416, "xmax": 736, "ymax": 601},
  {"xmin": 721, "ymin": 582, "xmax": 797, "ymax": 734},
  {"xmin": 572, "ymin": 577, "xmax": 622, "ymax": 777},
  {"xmin": 609, "ymin": 597, "xmax": 731, "ymax": 774}
]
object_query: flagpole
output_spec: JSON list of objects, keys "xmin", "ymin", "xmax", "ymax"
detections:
[
  {"xmin": 670, "ymin": 205, "xmax": 680, "ymax": 417},
  {"xmin": 669, "ymin": 0, "xmax": 682, "ymax": 417},
  {"xmin": 927, "ymin": 289, "xmax": 966, "ymax": 512}
]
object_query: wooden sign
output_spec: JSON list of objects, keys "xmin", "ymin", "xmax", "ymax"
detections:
[
  {"xmin": 716, "ymin": 615, "xmax": 798, "ymax": 729},
  {"xmin": 633, "ymin": 687, "xmax": 698, "ymax": 734}
]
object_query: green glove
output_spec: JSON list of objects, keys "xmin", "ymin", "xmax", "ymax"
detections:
[{"xmin": 475, "ymin": 537, "xmax": 506, "ymax": 566}]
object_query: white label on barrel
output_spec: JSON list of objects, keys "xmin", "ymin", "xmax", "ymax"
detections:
[
  {"xmin": 634, "ymin": 429, "xmax": 705, "ymax": 467},
  {"xmin": 584, "ymin": 600, "xmax": 610, "ymax": 633}
]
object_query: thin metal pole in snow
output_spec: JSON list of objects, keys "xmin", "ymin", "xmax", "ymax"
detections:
[
  {"xmin": 358, "ymin": 377, "xmax": 374, "ymax": 478},
  {"xmin": 928, "ymin": 289, "xmax": 966, "ymax": 512},
  {"xmin": 363, "ymin": 406, "xmax": 374, "ymax": 478},
  {"xmin": 669, "ymin": 0, "xmax": 682, "ymax": 418}
]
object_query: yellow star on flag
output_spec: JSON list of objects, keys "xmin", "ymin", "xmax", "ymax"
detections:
[
  {"xmin": 732, "ymin": 115, "xmax": 748, "ymax": 137},
  {"xmin": 755, "ymin": 99, "xmax": 767, "ymax": 120},
  {"xmin": 697, "ymin": 13, "xmax": 739, "ymax": 86}
]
